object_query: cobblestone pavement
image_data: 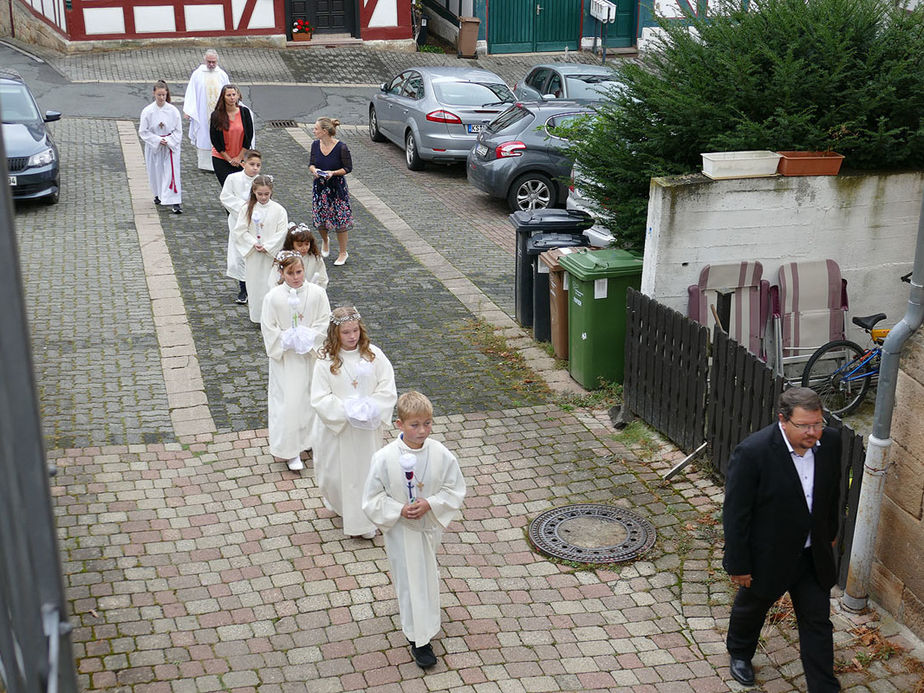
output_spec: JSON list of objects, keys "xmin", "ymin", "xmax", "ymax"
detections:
[
  {"xmin": 12, "ymin": 43, "xmax": 924, "ymax": 693},
  {"xmin": 16, "ymin": 118, "xmax": 174, "ymax": 449},
  {"xmin": 33, "ymin": 43, "xmax": 609, "ymax": 89}
]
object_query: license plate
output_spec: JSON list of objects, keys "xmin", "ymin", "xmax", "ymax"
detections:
[
  {"xmin": 466, "ymin": 123, "xmax": 484, "ymax": 133},
  {"xmin": 8, "ymin": 176, "xmax": 16, "ymax": 186},
  {"xmin": 476, "ymin": 144, "xmax": 488, "ymax": 157}
]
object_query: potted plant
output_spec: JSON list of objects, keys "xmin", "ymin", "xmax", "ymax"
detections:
[{"xmin": 292, "ymin": 19, "xmax": 313, "ymax": 41}]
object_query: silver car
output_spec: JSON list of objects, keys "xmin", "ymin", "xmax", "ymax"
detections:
[
  {"xmin": 368, "ymin": 67, "xmax": 515, "ymax": 170},
  {"xmin": 513, "ymin": 63, "xmax": 622, "ymax": 103}
]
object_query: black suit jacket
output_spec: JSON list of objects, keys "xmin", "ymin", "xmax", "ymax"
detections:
[{"xmin": 722, "ymin": 422, "xmax": 842, "ymax": 599}]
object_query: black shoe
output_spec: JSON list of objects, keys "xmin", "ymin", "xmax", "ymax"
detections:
[
  {"xmin": 729, "ymin": 656, "xmax": 755, "ymax": 686},
  {"xmin": 172, "ymin": 204, "xmax": 183, "ymax": 214},
  {"xmin": 409, "ymin": 641, "xmax": 437, "ymax": 669},
  {"xmin": 154, "ymin": 196, "xmax": 160, "ymax": 205},
  {"xmin": 235, "ymin": 290, "xmax": 248, "ymax": 305}
]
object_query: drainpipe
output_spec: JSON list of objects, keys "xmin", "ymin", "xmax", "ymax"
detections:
[{"xmin": 842, "ymin": 191, "xmax": 924, "ymax": 612}]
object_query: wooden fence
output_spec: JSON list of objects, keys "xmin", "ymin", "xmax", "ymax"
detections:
[
  {"xmin": 623, "ymin": 289, "xmax": 709, "ymax": 453},
  {"xmin": 622, "ymin": 290, "xmax": 866, "ymax": 587}
]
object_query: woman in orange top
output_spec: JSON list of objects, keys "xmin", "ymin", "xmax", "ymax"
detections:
[{"xmin": 209, "ymin": 84, "xmax": 255, "ymax": 186}]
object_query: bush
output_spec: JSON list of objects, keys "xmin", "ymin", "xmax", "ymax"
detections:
[{"xmin": 565, "ymin": 0, "xmax": 924, "ymax": 250}]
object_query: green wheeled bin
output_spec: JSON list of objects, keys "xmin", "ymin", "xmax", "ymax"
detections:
[{"xmin": 557, "ymin": 248, "xmax": 643, "ymax": 388}]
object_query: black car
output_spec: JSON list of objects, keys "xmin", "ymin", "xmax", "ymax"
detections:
[{"xmin": 1, "ymin": 68, "xmax": 61, "ymax": 203}]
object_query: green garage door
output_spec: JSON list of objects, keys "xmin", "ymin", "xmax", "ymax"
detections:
[{"xmin": 488, "ymin": 0, "xmax": 581, "ymax": 53}]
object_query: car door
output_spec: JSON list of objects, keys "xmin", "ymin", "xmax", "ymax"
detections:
[
  {"xmin": 516, "ymin": 67, "xmax": 550, "ymax": 101},
  {"xmin": 377, "ymin": 72, "xmax": 408, "ymax": 142}
]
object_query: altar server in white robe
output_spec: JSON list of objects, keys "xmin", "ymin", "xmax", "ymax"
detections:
[
  {"xmin": 183, "ymin": 49, "xmax": 229, "ymax": 171},
  {"xmin": 261, "ymin": 251, "xmax": 331, "ymax": 471},
  {"xmin": 362, "ymin": 390, "xmax": 466, "ymax": 670},
  {"xmin": 311, "ymin": 306, "xmax": 397, "ymax": 539},
  {"xmin": 138, "ymin": 80, "xmax": 183, "ymax": 213},
  {"xmin": 220, "ymin": 149, "xmax": 262, "ymax": 305},
  {"xmin": 231, "ymin": 175, "xmax": 287, "ymax": 323}
]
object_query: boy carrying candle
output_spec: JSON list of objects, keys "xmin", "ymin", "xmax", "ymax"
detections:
[{"xmin": 361, "ymin": 391, "xmax": 466, "ymax": 669}]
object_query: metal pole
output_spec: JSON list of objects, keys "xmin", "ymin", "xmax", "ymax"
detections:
[{"xmin": 842, "ymin": 190, "xmax": 924, "ymax": 611}]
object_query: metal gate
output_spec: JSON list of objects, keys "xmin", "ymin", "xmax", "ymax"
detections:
[
  {"xmin": 0, "ymin": 136, "xmax": 78, "ymax": 692},
  {"xmin": 488, "ymin": 0, "xmax": 581, "ymax": 53}
]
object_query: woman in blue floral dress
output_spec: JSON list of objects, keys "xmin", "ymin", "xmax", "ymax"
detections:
[{"xmin": 309, "ymin": 117, "xmax": 354, "ymax": 266}]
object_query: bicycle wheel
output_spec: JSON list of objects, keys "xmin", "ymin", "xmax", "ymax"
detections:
[{"xmin": 801, "ymin": 340, "xmax": 872, "ymax": 416}]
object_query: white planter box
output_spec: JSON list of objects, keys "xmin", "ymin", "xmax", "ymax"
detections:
[{"xmin": 701, "ymin": 151, "xmax": 782, "ymax": 180}]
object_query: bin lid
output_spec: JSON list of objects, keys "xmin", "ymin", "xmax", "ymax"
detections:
[
  {"xmin": 539, "ymin": 246, "xmax": 590, "ymax": 269},
  {"xmin": 508, "ymin": 208, "xmax": 595, "ymax": 234},
  {"xmin": 557, "ymin": 247, "xmax": 643, "ymax": 280},
  {"xmin": 527, "ymin": 232, "xmax": 589, "ymax": 255}
]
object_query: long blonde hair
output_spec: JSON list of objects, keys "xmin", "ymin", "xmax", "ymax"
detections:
[{"xmin": 320, "ymin": 306, "xmax": 375, "ymax": 374}]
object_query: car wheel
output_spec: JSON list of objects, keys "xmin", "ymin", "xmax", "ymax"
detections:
[
  {"xmin": 405, "ymin": 130, "xmax": 424, "ymax": 171},
  {"xmin": 507, "ymin": 173, "xmax": 555, "ymax": 211},
  {"xmin": 369, "ymin": 107, "xmax": 386, "ymax": 142}
]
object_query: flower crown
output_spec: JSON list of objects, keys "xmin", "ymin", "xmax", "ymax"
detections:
[
  {"xmin": 331, "ymin": 309, "xmax": 361, "ymax": 326},
  {"xmin": 274, "ymin": 249, "xmax": 303, "ymax": 265}
]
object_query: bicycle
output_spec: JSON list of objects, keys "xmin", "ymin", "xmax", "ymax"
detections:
[{"xmin": 800, "ymin": 272, "xmax": 912, "ymax": 416}]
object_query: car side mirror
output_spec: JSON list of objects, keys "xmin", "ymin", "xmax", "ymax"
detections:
[{"xmin": 44, "ymin": 111, "xmax": 62, "ymax": 122}]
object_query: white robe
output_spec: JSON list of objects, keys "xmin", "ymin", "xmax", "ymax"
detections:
[
  {"xmin": 183, "ymin": 64, "xmax": 229, "ymax": 169},
  {"xmin": 220, "ymin": 170, "xmax": 256, "ymax": 280},
  {"xmin": 138, "ymin": 101, "xmax": 182, "ymax": 205},
  {"xmin": 267, "ymin": 252, "xmax": 329, "ymax": 291},
  {"xmin": 362, "ymin": 436, "xmax": 466, "ymax": 646},
  {"xmin": 232, "ymin": 199, "xmax": 288, "ymax": 323},
  {"xmin": 261, "ymin": 282, "xmax": 331, "ymax": 459},
  {"xmin": 311, "ymin": 345, "xmax": 397, "ymax": 536}
]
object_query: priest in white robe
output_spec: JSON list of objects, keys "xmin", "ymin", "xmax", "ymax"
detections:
[
  {"xmin": 183, "ymin": 49, "xmax": 229, "ymax": 171},
  {"xmin": 138, "ymin": 82, "xmax": 182, "ymax": 210},
  {"xmin": 261, "ymin": 254, "xmax": 331, "ymax": 471},
  {"xmin": 362, "ymin": 404, "xmax": 466, "ymax": 655}
]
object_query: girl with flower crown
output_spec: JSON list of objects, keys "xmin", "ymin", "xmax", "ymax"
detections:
[
  {"xmin": 232, "ymin": 174, "xmax": 287, "ymax": 323},
  {"xmin": 310, "ymin": 306, "xmax": 397, "ymax": 538},
  {"xmin": 261, "ymin": 251, "xmax": 331, "ymax": 472}
]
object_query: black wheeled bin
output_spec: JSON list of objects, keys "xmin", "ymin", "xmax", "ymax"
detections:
[
  {"xmin": 528, "ymin": 234, "xmax": 590, "ymax": 342},
  {"xmin": 510, "ymin": 209, "xmax": 594, "ymax": 328}
]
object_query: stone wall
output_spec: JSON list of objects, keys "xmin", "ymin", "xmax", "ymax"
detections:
[
  {"xmin": 641, "ymin": 171, "xmax": 924, "ymax": 345},
  {"xmin": 872, "ymin": 328, "xmax": 924, "ymax": 639}
]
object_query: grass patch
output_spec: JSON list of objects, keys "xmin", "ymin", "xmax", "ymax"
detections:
[
  {"xmin": 556, "ymin": 378, "xmax": 623, "ymax": 411},
  {"xmin": 454, "ymin": 318, "xmax": 551, "ymax": 400}
]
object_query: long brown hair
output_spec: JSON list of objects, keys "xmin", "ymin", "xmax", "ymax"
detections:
[
  {"xmin": 320, "ymin": 306, "xmax": 375, "ymax": 374},
  {"xmin": 210, "ymin": 84, "xmax": 240, "ymax": 131},
  {"xmin": 153, "ymin": 79, "xmax": 172, "ymax": 102},
  {"xmin": 245, "ymin": 175, "xmax": 274, "ymax": 225},
  {"xmin": 283, "ymin": 224, "xmax": 321, "ymax": 259}
]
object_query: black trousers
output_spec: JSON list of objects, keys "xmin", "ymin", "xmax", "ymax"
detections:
[
  {"xmin": 212, "ymin": 157, "xmax": 238, "ymax": 187},
  {"xmin": 727, "ymin": 549, "xmax": 840, "ymax": 692}
]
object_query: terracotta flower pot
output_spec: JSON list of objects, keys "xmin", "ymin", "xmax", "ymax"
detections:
[{"xmin": 777, "ymin": 151, "xmax": 844, "ymax": 176}]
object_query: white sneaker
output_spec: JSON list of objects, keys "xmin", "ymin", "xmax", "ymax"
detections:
[{"xmin": 286, "ymin": 457, "xmax": 304, "ymax": 471}]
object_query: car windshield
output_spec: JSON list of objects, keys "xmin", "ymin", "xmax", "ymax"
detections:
[
  {"xmin": 0, "ymin": 84, "xmax": 42, "ymax": 124},
  {"xmin": 433, "ymin": 80, "xmax": 515, "ymax": 107},
  {"xmin": 486, "ymin": 105, "xmax": 533, "ymax": 134},
  {"xmin": 564, "ymin": 75, "xmax": 622, "ymax": 100}
]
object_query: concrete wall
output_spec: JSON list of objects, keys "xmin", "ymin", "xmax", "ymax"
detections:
[
  {"xmin": 872, "ymin": 329, "xmax": 924, "ymax": 639},
  {"xmin": 641, "ymin": 171, "xmax": 924, "ymax": 345}
]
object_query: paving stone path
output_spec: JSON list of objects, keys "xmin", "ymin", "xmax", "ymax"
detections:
[{"xmin": 11, "ymin": 43, "xmax": 924, "ymax": 693}]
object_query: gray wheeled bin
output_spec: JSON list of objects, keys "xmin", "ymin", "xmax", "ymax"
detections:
[{"xmin": 510, "ymin": 209, "xmax": 594, "ymax": 328}]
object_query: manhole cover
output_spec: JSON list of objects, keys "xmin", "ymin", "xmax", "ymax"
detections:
[{"xmin": 528, "ymin": 503, "xmax": 656, "ymax": 564}]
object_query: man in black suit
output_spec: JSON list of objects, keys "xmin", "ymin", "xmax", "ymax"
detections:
[{"xmin": 723, "ymin": 387, "xmax": 842, "ymax": 691}]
